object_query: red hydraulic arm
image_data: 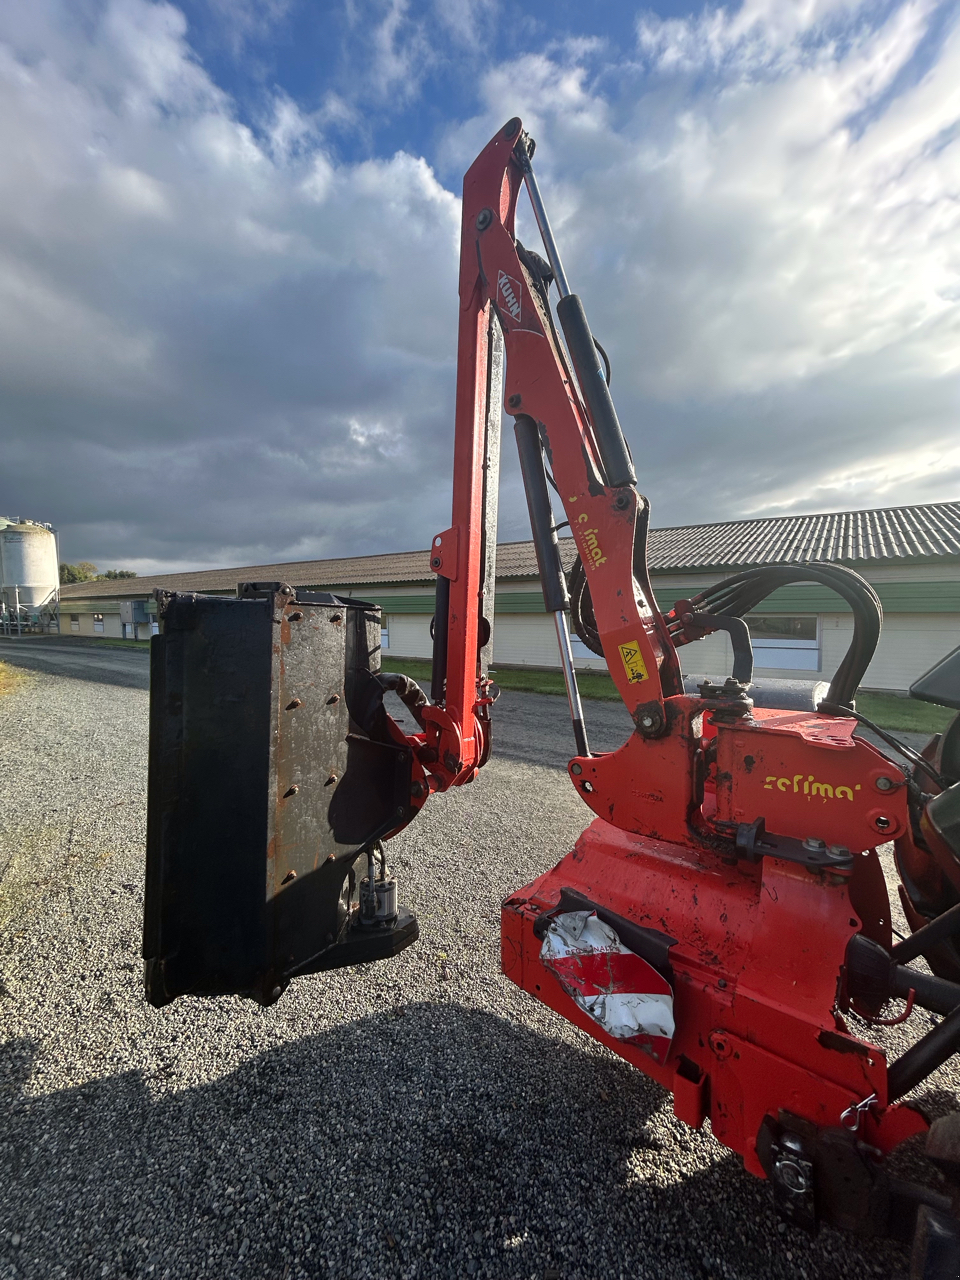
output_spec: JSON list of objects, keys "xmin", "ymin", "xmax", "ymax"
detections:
[
  {"xmin": 395, "ymin": 118, "xmax": 960, "ymax": 1257},
  {"xmin": 417, "ymin": 116, "xmax": 681, "ymax": 793}
]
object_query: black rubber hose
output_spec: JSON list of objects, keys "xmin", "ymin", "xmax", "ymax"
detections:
[
  {"xmin": 377, "ymin": 672, "xmax": 429, "ymax": 728},
  {"xmin": 891, "ymin": 901, "xmax": 960, "ymax": 966},
  {"xmin": 665, "ymin": 562, "xmax": 881, "ymax": 707},
  {"xmin": 556, "ymin": 294, "xmax": 636, "ymax": 489},
  {"xmin": 887, "ymin": 1001, "xmax": 960, "ymax": 1101},
  {"xmin": 690, "ymin": 614, "xmax": 753, "ymax": 683},
  {"xmin": 568, "ymin": 554, "xmax": 600, "ymax": 654},
  {"xmin": 890, "ymin": 964, "xmax": 960, "ymax": 1017}
]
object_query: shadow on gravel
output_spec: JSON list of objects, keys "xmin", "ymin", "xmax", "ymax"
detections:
[
  {"xmin": 0, "ymin": 1005, "xmax": 909, "ymax": 1280},
  {"xmin": 490, "ymin": 693, "xmax": 634, "ymax": 771}
]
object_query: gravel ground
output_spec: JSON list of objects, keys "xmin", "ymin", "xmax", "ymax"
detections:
[{"xmin": 0, "ymin": 643, "xmax": 956, "ymax": 1280}]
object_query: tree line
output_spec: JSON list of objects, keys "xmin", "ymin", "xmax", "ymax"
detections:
[{"xmin": 59, "ymin": 562, "xmax": 137, "ymax": 583}]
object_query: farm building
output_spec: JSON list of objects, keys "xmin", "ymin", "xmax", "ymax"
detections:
[{"xmin": 57, "ymin": 500, "xmax": 960, "ymax": 694}]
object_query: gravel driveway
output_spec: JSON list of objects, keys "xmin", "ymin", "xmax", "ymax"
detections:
[{"xmin": 0, "ymin": 643, "xmax": 954, "ymax": 1280}]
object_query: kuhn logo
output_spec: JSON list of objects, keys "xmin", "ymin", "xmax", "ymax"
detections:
[{"xmin": 497, "ymin": 270, "xmax": 522, "ymax": 322}]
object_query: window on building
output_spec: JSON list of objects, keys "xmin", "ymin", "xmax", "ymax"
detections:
[
  {"xmin": 70, "ymin": 615, "xmax": 80, "ymax": 632},
  {"xmin": 150, "ymin": 621, "xmax": 159, "ymax": 636},
  {"xmin": 93, "ymin": 613, "xmax": 104, "ymax": 633},
  {"xmin": 745, "ymin": 615, "xmax": 819, "ymax": 671},
  {"xmin": 381, "ymin": 621, "xmax": 390, "ymax": 650},
  {"xmin": 569, "ymin": 633, "xmax": 596, "ymax": 662}
]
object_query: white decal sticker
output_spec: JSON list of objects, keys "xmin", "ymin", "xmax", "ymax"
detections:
[
  {"xmin": 539, "ymin": 911, "xmax": 674, "ymax": 1061},
  {"xmin": 497, "ymin": 269, "xmax": 522, "ymax": 323}
]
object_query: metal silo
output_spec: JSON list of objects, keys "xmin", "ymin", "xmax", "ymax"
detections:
[{"xmin": 0, "ymin": 518, "xmax": 59, "ymax": 632}]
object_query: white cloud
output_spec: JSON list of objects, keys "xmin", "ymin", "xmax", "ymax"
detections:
[
  {"xmin": 0, "ymin": 0, "xmax": 462, "ymax": 568},
  {"xmin": 0, "ymin": 0, "xmax": 957, "ymax": 574},
  {"xmin": 447, "ymin": 2, "xmax": 960, "ymax": 523}
]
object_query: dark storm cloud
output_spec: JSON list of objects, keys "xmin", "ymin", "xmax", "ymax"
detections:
[{"xmin": 0, "ymin": 0, "xmax": 957, "ymax": 573}]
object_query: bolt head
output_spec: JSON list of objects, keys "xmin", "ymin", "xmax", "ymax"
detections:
[
  {"xmin": 803, "ymin": 837, "xmax": 827, "ymax": 851},
  {"xmin": 431, "ymin": 556, "xmax": 442, "ymax": 569},
  {"xmin": 641, "ymin": 715, "xmax": 654, "ymax": 728},
  {"xmin": 876, "ymin": 776, "xmax": 894, "ymax": 791},
  {"xmin": 475, "ymin": 208, "xmax": 493, "ymax": 231},
  {"xmin": 571, "ymin": 763, "xmax": 582, "ymax": 775}
]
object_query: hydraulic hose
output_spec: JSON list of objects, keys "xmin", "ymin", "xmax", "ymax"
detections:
[{"xmin": 663, "ymin": 563, "xmax": 882, "ymax": 708}]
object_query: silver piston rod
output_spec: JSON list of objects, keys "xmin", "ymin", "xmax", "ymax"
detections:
[
  {"xmin": 514, "ymin": 414, "xmax": 589, "ymax": 758},
  {"xmin": 515, "ymin": 136, "xmax": 637, "ymax": 490}
]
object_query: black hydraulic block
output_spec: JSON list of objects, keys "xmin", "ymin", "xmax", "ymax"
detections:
[{"xmin": 144, "ymin": 587, "xmax": 418, "ymax": 1007}]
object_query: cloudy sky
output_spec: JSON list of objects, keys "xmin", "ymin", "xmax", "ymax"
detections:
[{"xmin": 0, "ymin": 0, "xmax": 958, "ymax": 573}]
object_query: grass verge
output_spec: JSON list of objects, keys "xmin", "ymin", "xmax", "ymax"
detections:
[
  {"xmin": 383, "ymin": 657, "xmax": 622, "ymax": 701},
  {"xmin": 856, "ymin": 692, "xmax": 954, "ymax": 735},
  {"xmin": 0, "ymin": 661, "xmax": 29, "ymax": 698},
  {"xmin": 2, "ymin": 634, "xmax": 151, "ymax": 650},
  {"xmin": 10, "ymin": 642, "xmax": 950, "ymax": 732},
  {"xmin": 387, "ymin": 657, "xmax": 954, "ymax": 733}
]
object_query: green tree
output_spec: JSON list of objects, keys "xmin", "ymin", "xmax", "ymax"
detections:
[
  {"xmin": 96, "ymin": 569, "xmax": 138, "ymax": 580},
  {"xmin": 59, "ymin": 561, "xmax": 98, "ymax": 584}
]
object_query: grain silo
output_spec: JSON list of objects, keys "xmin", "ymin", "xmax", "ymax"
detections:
[{"xmin": 0, "ymin": 517, "xmax": 59, "ymax": 633}]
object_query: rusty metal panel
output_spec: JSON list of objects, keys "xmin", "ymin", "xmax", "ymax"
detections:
[{"xmin": 143, "ymin": 587, "xmax": 416, "ymax": 1007}]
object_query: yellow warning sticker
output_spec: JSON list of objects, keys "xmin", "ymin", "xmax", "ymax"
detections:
[{"xmin": 618, "ymin": 640, "xmax": 649, "ymax": 684}]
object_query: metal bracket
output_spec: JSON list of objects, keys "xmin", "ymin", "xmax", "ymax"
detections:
[
  {"xmin": 733, "ymin": 817, "xmax": 854, "ymax": 873},
  {"xmin": 429, "ymin": 527, "xmax": 459, "ymax": 581}
]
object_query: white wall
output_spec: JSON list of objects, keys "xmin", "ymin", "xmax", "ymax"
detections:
[
  {"xmin": 677, "ymin": 613, "xmax": 958, "ymax": 692},
  {"xmin": 822, "ymin": 613, "xmax": 959, "ymax": 692},
  {"xmin": 384, "ymin": 615, "xmax": 432, "ymax": 660},
  {"xmin": 385, "ymin": 610, "xmax": 609, "ymax": 670},
  {"xmin": 380, "ymin": 607, "xmax": 958, "ymax": 692}
]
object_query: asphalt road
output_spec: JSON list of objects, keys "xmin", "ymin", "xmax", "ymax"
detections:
[
  {"xmin": 0, "ymin": 638, "xmax": 151, "ymax": 690},
  {"xmin": 0, "ymin": 642, "xmax": 954, "ymax": 1280}
]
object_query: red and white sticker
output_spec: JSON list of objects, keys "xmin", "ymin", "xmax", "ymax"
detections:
[
  {"xmin": 497, "ymin": 269, "xmax": 522, "ymax": 323},
  {"xmin": 540, "ymin": 911, "xmax": 674, "ymax": 1061}
]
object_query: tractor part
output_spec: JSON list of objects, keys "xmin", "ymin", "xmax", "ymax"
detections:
[
  {"xmin": 141, "ymin": 118, "xmax": 960, "ymax": 1267},
  {"xmin": 143, "ymin": 584, "xmax": 422, "ymax": 1006}
]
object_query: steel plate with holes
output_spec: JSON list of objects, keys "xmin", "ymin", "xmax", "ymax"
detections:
[{"xmin": 143, "ymin": 585, "xmax": 417, "ymax": 1007}]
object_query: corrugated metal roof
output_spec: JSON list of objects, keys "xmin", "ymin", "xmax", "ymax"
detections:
[
  {"xmin": 59, "ymin": 548, "xmax": 436, "ymax": 600},
  {"xmin": 59, "ymin": 500, "xmax": 960, "ymax": 600},
  {"xmin": 649, "ymin": 501, "xmax": 960, "ymax": 570}
]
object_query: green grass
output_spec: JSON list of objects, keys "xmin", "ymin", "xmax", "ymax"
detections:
[
  {"xmin": 21, "ymin": 633, "xmax": 151, "ymax": 649},
  {"xmin": 856, "ymin": 691, "xmax": 955, "ymax": 735},
  {"xmin": 388, "ymin": 656, "xmax": 955, "ymax": 732},
  {"xmin": 20, "ymin": 638, "xmax": 954, "ymax": 732},
  {"xmin": 384, "ymin": 657, "xmax": 621, "ymax": 702}
]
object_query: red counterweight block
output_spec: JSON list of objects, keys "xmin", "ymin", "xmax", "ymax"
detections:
[{"xmin": 502, "ymin": 818, "xmax": 928, "ymax": 1174}]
